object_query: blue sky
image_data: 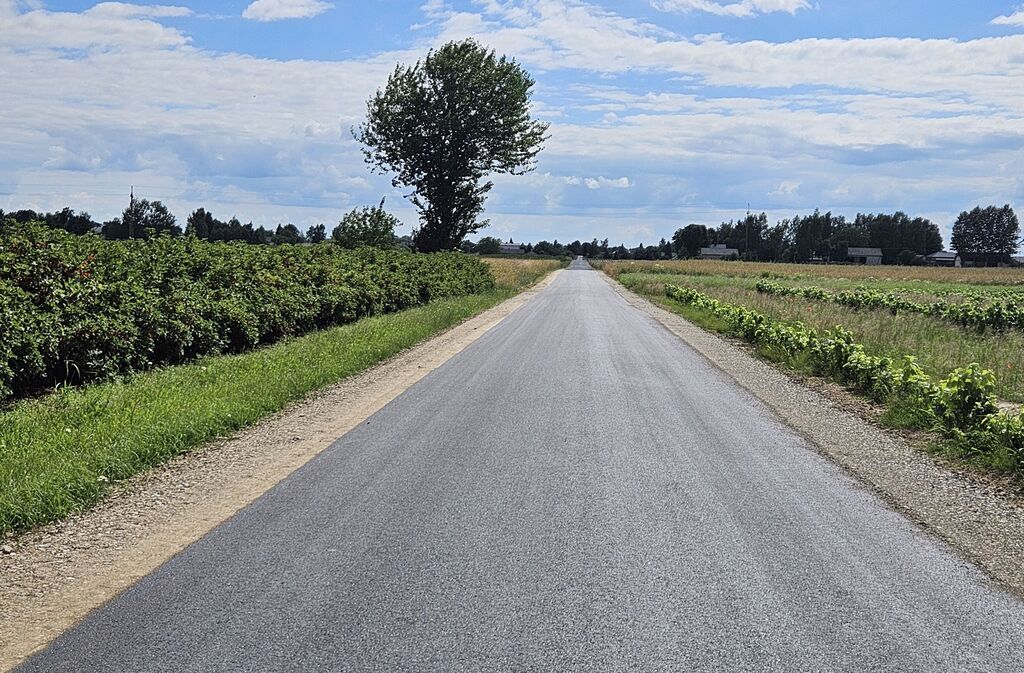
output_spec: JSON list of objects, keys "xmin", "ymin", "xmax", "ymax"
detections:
[{"xmin": 2, "ymin": 0, "xmax": 1023, "ymax": 247}]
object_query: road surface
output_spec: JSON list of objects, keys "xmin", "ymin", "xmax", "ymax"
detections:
[{"xmin": 17, "ymin": 259, "xmax": 1024, "ymax": 672}]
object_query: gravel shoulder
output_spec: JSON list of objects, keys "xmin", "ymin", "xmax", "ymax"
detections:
[
  {"xmin": 0, "ymin": 271, "xmax": 561, "ymax": 671},
  {"xmin": 602, "ymin": 272, "xmax": 1024, "ymax": 596}
]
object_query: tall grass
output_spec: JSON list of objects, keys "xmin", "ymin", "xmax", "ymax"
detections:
[
  {"xmin": 598, "ymin": 259, "xmax": 1024, "ymax": 286},
  {"xmin": 619, "ymin": 272, "xmax": 1024, "ymax": 402}
]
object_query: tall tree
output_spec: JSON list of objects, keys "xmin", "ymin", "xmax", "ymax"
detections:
[
  {"xmin": 47, "ymin": 207, "xmax": 98, "ymax": 235},
  {"xmin": 357, "ymin": 39, "xmax": 549, "ymax": 252},
  {"xmin": 475, "ymin": 236, "xmax": 502, "ymax": 255},
  {"xmin": 186, "ymin": 208, "xmax": 216, "ymax": 239},
  {"xmin": 103, "ymin": 199, "xmax": 179, "ymax": 239},
  {"xmin": 951, "ymin": 205, "xmax": 1020, "ymax": 264},
  {"xmin": 672, "ymin": 224, "xmax": 707, "ymax": 258},
  {"xmin": 306, "ymin": 223, "xmax": 327, "ymax": 244},
  {"xmin": 273, "ymin": 224, "xmax": 305, "ymax": 245},
  {"xmin": 791, "ymin": 210, "xmax": 844, "ymax": 262},
  {"xmin": 856, "ymin": 211, "xmax": 943, "ymax": 263}
]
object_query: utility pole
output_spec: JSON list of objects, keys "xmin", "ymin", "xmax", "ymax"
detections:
[
  {"xmin": 745, "ymin": 202, "xmax": 750, "ymax": 259},
  {"xmin": 129, "ymin": 185, "xmax": 135, "ymax": 239}
]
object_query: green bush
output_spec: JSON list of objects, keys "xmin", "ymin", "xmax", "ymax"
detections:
[
  {"xmin": 933, "ymin": 364, "xmax": 998, "ymax": 432},
  {"xmin": 0, "ymin": 222, "xmax": 494, "ymax": 401}
]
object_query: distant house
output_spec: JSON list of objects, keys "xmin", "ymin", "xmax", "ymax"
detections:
[
  {"xmin": 699, "ymin": 243, "xmax": 740, "ymax": 260},
  {"xmin": 925, "ymin": 250, "xmax": 962, "ymax": 268},
  {"xmin": 847, "ymin": 247, "xmax": 883, "ymax": 265},
  {"xmin": 499, "ymin": 239, "xmax": 524, "ymax": 255}
]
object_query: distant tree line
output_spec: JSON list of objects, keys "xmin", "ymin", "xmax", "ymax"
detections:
[
  {"xmin": 462, "ymin": 206, "xmax": 1018, "ymax": 266},
  {"xmin": 1, "ymin": 200, "xmax": 409, "ymax": 249},
  {"xmin": 4, "ymin": 203, "xmax": 1019, "ymax": 264},
  {"xmin": 664, "ymin": 210, "xmax": 948, "ymax": 265}
]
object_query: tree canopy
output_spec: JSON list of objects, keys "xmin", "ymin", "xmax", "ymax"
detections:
[
  {"xmin": 306, "ymin": 223, "xmax": 327, "ymax": 244},
  {"xmin": 185, "ymin": 208, "xmax": 273, "ymax": 244},
  {"xmin": 951, "ymin": 205, "xmax": 1020, "ymax": 263},
  {"xmin": 672, "ymin": 224, "xmax": 707, "ymax": 259},
  {"xmin": 357, "ymin": 39, "xmax": 548, "ymax": 252},
  {"xmin": 103, "ymin": 199, "xmax": 179, "ymax": 240}
]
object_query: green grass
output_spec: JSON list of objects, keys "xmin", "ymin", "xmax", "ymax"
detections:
[{"xmin": 0, "ymin": 282, "xmax": 542, "ymax": 535}]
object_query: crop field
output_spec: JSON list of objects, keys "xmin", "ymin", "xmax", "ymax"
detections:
[
  {"xmin": 483, "ymin": 257, "xmax": 566, "ymax": 291},
  {"xmin": 0, "ymin": 222, "xmax": 495, "ymax": 404},
  {"xmin": 599, "ymin": 259, "xmax": 1024, "ymax": 475},
  {"xmin": 610, "ymin": 258, "xmax": 1024, "ymax": 287}
]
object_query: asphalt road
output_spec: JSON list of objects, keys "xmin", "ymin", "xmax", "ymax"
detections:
[{"xmin": 18, "ymin": 259, "xmax": 1024, "ymax": 672}]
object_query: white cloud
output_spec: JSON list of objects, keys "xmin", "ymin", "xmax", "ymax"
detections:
[
  {"xmin": 86, "ymin": 3, "xmax": 193, "ymax": 19},
  {"xmin": 1, "ymin": 0, "xmax": 1022, "ymax": 247},
  {"xmin": 652, "ymin": 0, "xmax": 810, "ymax": 18},
  {"xmin": 441, "ymin": 1, "xmax": 1024, "ymax": 110},
  {"xmin": 0, "ymin": 0, "xmax": 40, "ymax": 18},
  {"xmin": 420, "ymin": 0, "xmax": 451, "ymax": 20},
  {"xmin": 1, "ymin": 10, "xmax": 189, "ymax": 49},
  {"xmin": 564, "ymin": 175, "xmax": 632, "ymax": 189},
  {"xmin": 769, "ymin": 180, "xmax": 800, "ymax": 197},
  {"xmin": 242, "ymin": 0, "xmax": 333, "ymax": 21},
  {"xmin": 992, "ymin": 9, "xmax": 1024, "ymax": 27}
]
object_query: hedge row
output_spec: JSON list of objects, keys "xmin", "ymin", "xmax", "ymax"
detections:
[
  {"xmin": 0, "ymin": 222, "xmax": 494, "ymax": 401},
  {"xmin": 666, "ymin": 283, "xmax": 1024, "ymax": 470},
  {"xmin": 755, "ymin": 280, "xmax": 1024, "ymax": 333}
]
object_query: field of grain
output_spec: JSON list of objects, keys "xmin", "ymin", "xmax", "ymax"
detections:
[
  {"xmin": 600, "ymin": 259, "xmax": 1024, "ymax": 286},
  {"xmin": 483, "ymin": 257, "xmax": 567, "ymax": 290}
]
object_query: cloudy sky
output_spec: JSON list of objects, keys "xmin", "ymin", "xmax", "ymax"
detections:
[{"xmin": 2, "ymin": 0, "xmax": 1023, "ymax": 246}]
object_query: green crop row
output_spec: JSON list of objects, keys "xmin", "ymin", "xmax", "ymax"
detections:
[
  {"xmin": 666, "ymin": 283, "xmax": 1024, "ymax": 471},
  {"xmin": 0, "ymin": 222, "xmax": 494, "ymax": 402},
  {"xmin": 755, "ymin": 280, "xmax": 1024, "ymax": 333}
]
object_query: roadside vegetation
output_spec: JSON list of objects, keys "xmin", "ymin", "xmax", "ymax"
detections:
[
  {"xmin": 0, "ymin": 222, "xmax": 494, "ymax": 403},
  {"xmin": 0, "ymin": 234, "xmax": 561, "ymax": 534},
  {"xmin": 598, "ymin": 260, "xmax": 1024, "ymax": 477}
]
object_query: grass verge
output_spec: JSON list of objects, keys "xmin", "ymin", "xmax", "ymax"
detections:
[{"xmin": 0, "ymin": 265, "xmax": 558, "ymax": 536}]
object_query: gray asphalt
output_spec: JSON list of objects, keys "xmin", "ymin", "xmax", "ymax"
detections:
[{"xmin": 18, "ymin": 259, "xmax": 1024, "ymax": 672}]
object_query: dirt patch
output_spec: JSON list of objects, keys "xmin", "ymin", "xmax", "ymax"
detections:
[
  {"xmin": 602, "ymin": 272, "xmax": 1024, "ymax": 597},
  {"xmin": 0, "ymin": 270, "xmax": 561, "ymax": 671}
]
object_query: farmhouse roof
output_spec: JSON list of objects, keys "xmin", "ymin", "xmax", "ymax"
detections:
[
  {"xmin": 847, "ymin": 247, "xmax": 883, "ymax": 257},
  {"xmin": 926, "ymin": 250, "xmax": 959, "ymax": 260}
]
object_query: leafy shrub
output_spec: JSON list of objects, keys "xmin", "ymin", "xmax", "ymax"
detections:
[
  {"xmin": 0, "ymin": 222, "xmax": 494, "ymax": 401},
  {"xmin": 933, "ymin": 364, "xmax": 998, "ymax": 432},
  {"xmin": 331, "ymin": 205, "xmax": 401, "ymax": 249},
  {"xmin": 985, "ymin": 411, "xmax": 1024, "ymax": 469}
]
